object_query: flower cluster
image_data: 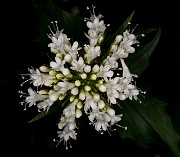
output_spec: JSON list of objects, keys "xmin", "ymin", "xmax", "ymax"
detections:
[{"xmin": 19, "ymin": 6, "xmax": 144, "ymax": 150}]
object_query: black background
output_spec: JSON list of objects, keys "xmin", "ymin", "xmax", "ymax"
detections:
[{"xmin": 1, "ymin": 0, "xmax": 180, "ymax": 156}]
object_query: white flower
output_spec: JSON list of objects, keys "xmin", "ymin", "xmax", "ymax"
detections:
[
  {"xmin": 106, "ymin": 77, "xmax": 121, "ymax": 104},
  {"xmin": 50, "ymin": 56, "xmax": 65, "ymax": 71},
  {"xmin": 28, "ymin": 68, "xmax": 52, "ymax": 87},
  {"xmin": 70, "ymin": 57, "xmax": 85, "ymax": 72},
  {"xmin": 98, "ymin": 65, "xmax": 114, "ymax": 82},
  {"xmin": 57, "ymin": 81, "xmax": 74, "ymax": 94},
  {"xmin": 20, "ymin": 88, "xmax": 48, "ymax": 108},
  {"xmin": 56, "ymin": 125, "xmax": 77, "ymax": 150},
  {"xmin": 84, "ymin": 45, "xmax": 101, "ymax": 63},
  {"xmin": 37, "ymin": 98, "xmax": 54, "ymax": 112},
  {"xmin": 105, "ymin": 56, "xmax": 118, "ymax": 69},
  {"xmin": 110, "ymin": 114, "xmax": 123, "ymax": 125},
  {"xmin": 84, "ymin": 92, "xmax": 97, "ymax": 113},
  {"xmin": 48, "ymin": 31, "xmax": 70, "ymax": 54},
  {"xmin": 92, "ymin": 113, "xmax": 109, "ymax": 133}
]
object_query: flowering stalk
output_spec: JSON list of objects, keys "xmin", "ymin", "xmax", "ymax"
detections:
[{"xmin": 19, "ymin": 6, "xmax": 145, "ymax": 150}]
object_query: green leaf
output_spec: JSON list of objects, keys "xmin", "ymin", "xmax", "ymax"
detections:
[
  {"xmin": 32, "ymin": 0, "xmax": 83, "ymax": 45},
  {"xmin": 125, "ymin": 27, "xmax": 161, "ymax": 76},
  {"xmin": 118, "ymin": 89, "xmax": 180, "ymax": 157},
  {"xmin": 28, "ymin": 96, "xmax": 69, "ymax": 123}
]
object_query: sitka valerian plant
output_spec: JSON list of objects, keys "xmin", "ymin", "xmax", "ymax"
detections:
[{"xmin": 19, "ymin": 1, "xmax": 180, "ymax": 156}]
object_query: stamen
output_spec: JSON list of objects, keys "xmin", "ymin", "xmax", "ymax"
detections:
[{"xmin": 131, "ymin": 24, "xmax": 138, "ymax": 33}]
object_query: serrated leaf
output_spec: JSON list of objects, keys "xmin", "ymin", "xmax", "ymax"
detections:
[
  {"xmin": 28, "ymin": 96, "xmax": 69, "ymax": 123},
  {"xmin": 125, "ymin": 27, "xmax": 161, "ymax": 76},
  {"xmin": 118, "ymin": 89, "xmax": 180, "ymax": 157}
]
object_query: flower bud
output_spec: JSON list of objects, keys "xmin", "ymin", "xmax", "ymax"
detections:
[
  {"xmin": 53, "ymin": 85, "xmax": 60, "ymax": 91},
  {"xmin": 59, "ymin": 94, "xmax": 66, "ymax": 100},
  {"xmin": 93, "ymin": 93, "xmax": 100, "ymax": 101},
  {"xmin": 99, "ymin": 84, "xmax": 107, "ymax": 92},
  {"xmin": 97, "ymin": 35, "xmax": 104, "ymax": 45},
  {"xmin": 98, "ymin": 100, "xmax": 105, "ymax": 109},
  {"xmin": 39, "ymin": 66, "xmax": 50, "ymax": 72},
  {"xmin": 80, "ymin": 73, "xmax": 87, "ymax": 79},
  {"xmin": 62, "ymin": 68, "xmax": 70, "ymax": 76},
  {"xmin": 119, "ymin": 93, "xmax": 126, "ymax": 100},
  {"xmin": 38, "ymin": 90, "xmax": 48, "ymax": 95},
  {"xmin": 49, "ymin": 70, "xmax": 57, "ymax": 76},
  {"xmin": 92, "ymin": 64, "xmax": 100, "ymax": 73},
  {"xmin": 75, "ymin": 80, "xmax": 81, "ymax": 87},
  {"xmin": 103, "ymin": 113, "xmax": 111, "ymax": 122},
  {"xmin": 79, "ymin": 90, "xmax": 85, "ymax": 100},
  {"xmin": 71, "ymin": 87, "xmax": 79, "ymax": 95},
  {"xmin": 58, "ymin": 122, "xmax": 65, "ymax": 129},
  {"xmin": 69, "ymin": 122, "xmax": 76, "ymax": 130},
  {"xmin": 75, "ymin": 109, "xmax": 82, "ymax": 118},
  {"xmin": 90, "ymin": 74, "xmax": 97, "ymax": 80},
  {"xmin": 76, "ymin": 101, "xmax": 83, "ymax": 109},
  {"xmin": 49, "ymin": 92, "xmax": 59, "ymax": 101},
  {"xmin": 70, "ymin": 96, "xmax": 75, "ymax": 102},
  {"xmin": 84, "ymin": 65, "xmax": 91, "ymax": 73},
  {"xmin": 50, "ymin": 48, "xmax": 59, "ymax": 54},
  {"xmin": 107, "ymin": 108, "xmax": 115, "ymax": 116},
  {"xmin": 84, "ymin": 85, "xmax": 91, "ymax": 91},
  {"xmin": 114, "ymin": 35, "xmax": 123, "ymax": 44},
  {"xmin": 44, "ymin": 80, "xmax": 54, "ymax": 86},
  {"xmin": 56, "ymin": 73, "xmax": 64, "ymax": 79},
  {"xmin": 48, "ymin": 89, "xmax": 56, "ymax": 95}
]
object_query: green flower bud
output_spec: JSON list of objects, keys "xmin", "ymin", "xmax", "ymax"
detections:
[
  {"xmin": 75, "ymin": 80, "xmax": 81, "ymax": 87},
  {"xmin": 49, "ymin": 70, "xmax": 57, "ymax": 76},
  {"xmin": 80, "ymin": 73, "xmax": 87, "ymax": 79},
  {"xmin": 84, "ymin": 85, "xmax": 91, "ymax": 91},
  {"xmin": 38, "ymin": 90, "xmax": 49, "ymax": 95}
]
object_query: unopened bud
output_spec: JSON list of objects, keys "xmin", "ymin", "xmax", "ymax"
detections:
[
  {"xmin": 44, "ymin": 80, "xmax": 54, "ymax": 86},
  {"xmin": 76, "ymin": 101, "xmax": 83, "ymax": 109},
  {"xmin": 93, "ymin": 93, "xmax": 100, "ymax": 101},
  {"xmin": 107, "ymin": 108, "xmax": 115, "ymax": 116},
  {"xmin": 99, "ymin": 84, "xmax": 106, "ymax": 92},
  {"xmin": 39, "ymin": 66, "xmax": 50, "ymax": 72},
  {"xmin": 84, "ymin": 65, "xmax": 91, "ymax": 73},
  {"xmin": 70, "ymin": 96, "xmax": 75, "ymax": 102},
  {"xmin": 75, "ymin": 109, "xmax": 82, "ymax": 118},
  {"xmin": 38, "ymin": 90, "xmax": 48, "ymax": 95},
  {"xmin": 53, "ymin": 85, "xmax": 60, "ymax": 91},
  {"xmin": 119, "ymin": 93, "xmax": 126, "ymax": 100},
  {"xmin": 56, "ymin": 73, "xmax": 64, "ymax": 79},
  {"xmin": 50, "ymin": 48, "xmax": 59, "ymax": 54},
  {"xmin": 62, "ymin": 68, "xmax": 70, "ymax": 76},
  {"xmin": 114, "ymin": 35, "xmax": 123, "ymax": 44},
  {"xmin": 75, "ymin": 80, "xmax": 81, "ymax": 87},
  {"xmin": 84, "ymin": 85, "xmax": 91, "ymax": 91},
  {"xmin": 49, "ymin": 70, "xmax": 57, "ymax": 76},
  {"xmin": 103, "ymin": 113, "xmax": 111, "ymax": 122},
  {"xmin": 71, "ymin": 87, "xmax": 79, "ymax": 95},
  {"xmin": 80, "ymin": 73, "xmax": 87, "ymax": 79},
  {"xmin": 69, "ymin": 122, "xmax": 76, "ymax": 130},
  {"xmin": 49, "ymin": 92, "xmax": 59, "ymax": 101},
  {"xmin": 92, "ymin": 64, "xmax": 100, "ymax": 73},
  {"xmin": 90, "ymin": 74, "xmax": 97, "ymax": 80},
  {"xmin": 98, "ymin": 100, "xmax": 105, "ymax": 109},
  {"xmin": 59, "ymin": 94, "xmax": 66, "ymax": 100},
  {"xmin": 79, "ymin": 90, "xmax": 85, "ymax": 100}
]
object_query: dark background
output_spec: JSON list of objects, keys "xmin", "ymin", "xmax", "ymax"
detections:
[{"xmin": 1, "ymin": 0, "xmax": 180, "ymax": 156}]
